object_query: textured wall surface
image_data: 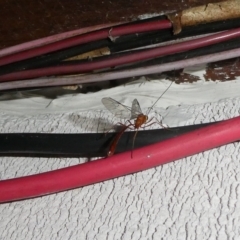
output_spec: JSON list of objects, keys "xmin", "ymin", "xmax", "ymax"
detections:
[{"xmin": 1, "ymin": 81, "xmax": 240, "ymax": 239}]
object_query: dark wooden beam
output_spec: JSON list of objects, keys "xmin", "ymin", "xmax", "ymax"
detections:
[{"xmin": 0, "ymin": 0, "xmax": 225, "ymax": 49}]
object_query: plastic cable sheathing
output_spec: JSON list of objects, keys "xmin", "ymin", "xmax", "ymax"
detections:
[
  {"xmin": 0, "ymin": 20, "xmax": 172, "ymax": 66},
  {"xmin": 0, "ymin": 23, "xmax": 121, "ymax": 58},
  {"xmin": 2, "ymin": 17, "xmax": 240, "ymax": 75},
  {"xmin": 1, "ymin": 27, "xmax": 240, "ymax": 81},
  {"xmin": 1, "ymin": 46, "xmax": 240, "ymax": 91},
  {"xmin": 1, "ymin": 116, "xmax": 240, "ymax": 203}
]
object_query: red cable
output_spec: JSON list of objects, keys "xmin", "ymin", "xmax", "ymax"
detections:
[
  {"xmin": 1, "ymin": 116, "xmax": 240, "ymax": 203},
  {"xmin": 0, "ymin": 19, "xmax": 172, "ymax": 66},
  {"xmin": 0, "ymin": 22, "xmax": 122, "ymax": 58},
  {"xmin": 0, "ymin": 47, "xmax": 239, "ymax": 91},
  {"xmin": 1, "ymin": 28, "xmax": 240, "ymax": 82}
]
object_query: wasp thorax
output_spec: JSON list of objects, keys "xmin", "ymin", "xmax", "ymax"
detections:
[{"xmin": 134, "ymin": 114, "xmax": 148, "ymax": 128}]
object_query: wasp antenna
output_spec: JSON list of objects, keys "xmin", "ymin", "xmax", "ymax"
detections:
[{"xmin": 147, "ymin": 80, "xmax": 174, "ymax": 115}]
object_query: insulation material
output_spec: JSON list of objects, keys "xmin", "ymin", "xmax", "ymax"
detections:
[
  {"xmin": 181, "ymin": 0, "xmax": 240, "ymax": 26},
  {"xmin": 168, "ymin": 0, "xmax": 240, "ymax": 34},
  {"xmin": 65, "ymin": 47, "xmax": 110, "ymax": 61}
]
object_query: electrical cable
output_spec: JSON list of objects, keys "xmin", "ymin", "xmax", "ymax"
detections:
[
  {"xmin": 114, "ymin": 37, "xmax": 240, "ymax": 71},
  {"xmin": 0, "ymin": 39, "xmax": 111, "ymax": 75},
  {"xmin": 1, "ymin": 17, "xmax": 239, "ymax": 74},
  {"xmin": 0, "ymin": 31, "xmax": 232, "ymax": 75},
  {"xmin": 0, "ymin": 46, "xmax": 239, "ymax": 91},
  {"xmin": 0, "ymin": 17, "xmax": 168, "ymax": 73},
  {"xmin": 0, "ymin": 123, "xmax": 213, "ymax": 157},
  {"xmin": 40, "ymin": 37, "xmax": 240, "ymax": 72},
  {"xmin": 0, "ymin": 32, "xmax": 163, "ymax": 75},
  {"xmin": 1, "ymin": 28, "xmax": 240, "ymax": 82},
  {"xmin": 1, "ymin": 116, "xmax": 240, "ymax": 203},
  {"xmin": 111, "ymin": 17, "xmax": 240, "ymax": 53},
  {"xmin": 0, "ymin": 19, "xmax": 172, "ymax": 66},
  {"xmin": 0, "ymin": 16, "xmax": 240, "ymax": 204},
  {"xmin": 0, "ymin": 32, "xmax": 202, "ymax": 75},
  {"xmin": 0, "ymin": 22, "xmax": 121, "ymax": 58},
  {"xmin": 1, "ymin": 33, "xmax": 238, "ymax": 77},
  {"xmin": 0, "ymin": 44, "xmax": 240, "ymax": 90}
]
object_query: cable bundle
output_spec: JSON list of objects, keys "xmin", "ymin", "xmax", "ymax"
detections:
[
  {"xmin": 0, "ymin": 10, "xmax": 239, "ymax": 91},
  {"xmin": 1, "ymin": 2, "xmax": 240, "ymax": 202}
]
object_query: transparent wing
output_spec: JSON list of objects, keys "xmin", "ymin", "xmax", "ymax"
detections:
[
  {"xmin": 131, "ymin": 99, "xmax": 142, "ymax": 119},
  {"xmin": 102, "ymin": 97, "xmax": 132, "ymax": 119}
]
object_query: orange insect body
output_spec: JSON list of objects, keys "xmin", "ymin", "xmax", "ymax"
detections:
[
  {"xmin": 107, "ymin": 124, "xmax": 130, "ymax": 157},
  {"xmin": 134, "ymin": 114, "xmax": 148, "ymax": 129},
  {"xmin": 107, "ymin": 114, "xmax": 149, "ymax": 156},
  {"xmin": 102, "ymin": 81, "xmax": 173, "ymax": 156},
  {"xmin": 102, "ymin": 97, "xmax": 148, "ymax": 157}
]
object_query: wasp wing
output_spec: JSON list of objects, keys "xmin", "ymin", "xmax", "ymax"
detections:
[
  {"xmin": 102, "ymin": 97, "xmax": 132, "ymax": 119},
  {"xmin": 131, "ymin": 99, "xmax": 143, "ymax": 119}
]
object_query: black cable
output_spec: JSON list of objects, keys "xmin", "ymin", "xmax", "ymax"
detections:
[
  {"xmin": 0, "ymin": 16, "xmax": 168, "ymax": 75},
  {"xmin": 0, "ymin": 32, "xmax": 165, "ymax": 75},
  {"xmin": 33, "ymin": 36, "xmax": 240, "ymax": 73},
  {"xmin": 111, "ymin": 37, "xmax": 240, "ymax": 71},
  {"xmin": 0, "ymin": 18, "xmax": 239, "ymax": 75},
  {"xmin": 0, "ymin": 40, "xmax": 110, "ymax": 75},
  {"xmin": 0, "ymin": 34, "xmax": 238, "ymax": 83},
  {"xmin": 111, "ymin": 18, "xmax": 240, "ymax": 53},
  {"xmin": 0, "ymin": 122, "xmax": 214, "ymax": 158}
]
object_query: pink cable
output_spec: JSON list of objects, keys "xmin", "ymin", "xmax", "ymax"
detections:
[
  {"xmin": 0, "ymin": 19, "xmax": 172, "ymax": 66},
  {"xmin": 0, "ymin": 47, "xmax": 239, "ymax": 91},
  {"xmin": 0, "ymin": 23, "xmax": 122, "ymax": 58},
  {"xmin": 0, "ymin": 28, "xmax": 239, "ymax": 82},
  {"xmin": 1, "ymin": 116, "xmax": 240, "ymax": 203}
]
